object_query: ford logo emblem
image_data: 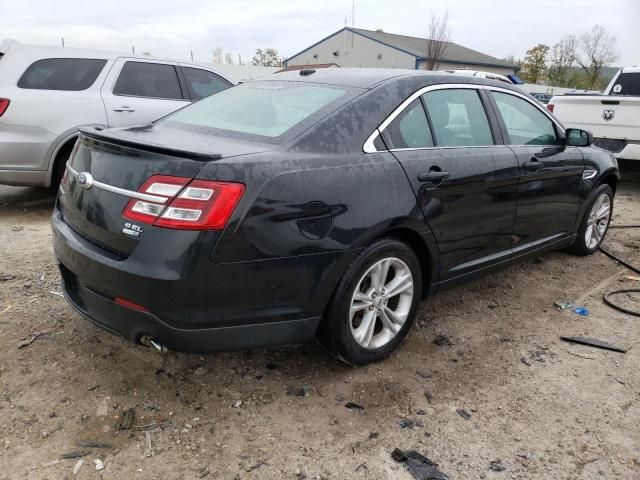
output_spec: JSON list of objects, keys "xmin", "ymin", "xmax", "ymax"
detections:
[{"xmin": 76, "ymin": 172, "xmax": 94, "ymax": 190}]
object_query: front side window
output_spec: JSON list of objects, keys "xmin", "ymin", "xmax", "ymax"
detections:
[
  {"xmin": 491, "ymin": 91, "xmax": 558, "ymax": 145},
  {"xmin": 165, "ymin": 81, "xmax": 351, "ymax": 139},
  {"xmin": 384, "ymin": 99, "xmax": 434, "ymax": 149},
  {"xmin": 422, "ymin": 89, "xmax": 494, "ymax": 147},
  {"xmin": 18, "ymin": 58, "xmax": 106, "ymax": 91},
  {"xmin": 182, "ymin": 67, "xmax": 232, "ymax": 100},
  {"xmin": 113, "ymin": 61, "xmax": 183, "ymax": 100}
]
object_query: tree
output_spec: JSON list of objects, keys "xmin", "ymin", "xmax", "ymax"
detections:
[
  {"xmin": 521, "ymin": 44, "xmax": 549, "ymax": 83},
  {"xmin": 575, "ymin": 25, "xmax": 619, "ymax": 89},
  {"xmin": 251, "ymin": 48, "xmax": 282, "ymax": 67},
  {"xmin": 547, "ymin": 35, "xmax": 576, "ymax": 87},
  {"xmin": 424, "ymin": 10, "xmax": 450, "ymax": 70},
  {"xmin": 503, "ymin": 55, "xmax": 523, "ymax": 70},
  {"xmin": 224, "ymin": 53, "xmax": 234, "ymax": 65}
]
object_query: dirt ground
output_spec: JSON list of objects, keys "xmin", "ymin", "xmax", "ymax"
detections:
[{"xmin": 1, "ymin": 167, "xmax": 639, "ymax": 480}]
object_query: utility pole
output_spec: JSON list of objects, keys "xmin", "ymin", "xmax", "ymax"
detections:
[
  {"xmin": 61, "ymin": 37, "xmax": 65, "ymax": 48},
  {"xmin": 238, "ymin": 54, "xmax": 242, "ymax": 65},
  {"xmin": 352, "ymin": 0, "xmax": 355, "ymax": 27},
  {"xmin": 190, "ymin": 50, "xmax": 194, "ymax": 61},
  {"xmin": 131, "ymin": 45, "xmax": 135, "ymax": 55}
]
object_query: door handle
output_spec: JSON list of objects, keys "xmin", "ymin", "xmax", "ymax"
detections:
[
  {"xmin": 417, "ymin": 169, "xmax": 450, "ymax": 183},
  {"xmin": 113, "ymin": 106, "xmax": 135, "ymax": 112},
  {"xmin": 522, "ymin": 158, "xmax": 543, "ymax": 171}
]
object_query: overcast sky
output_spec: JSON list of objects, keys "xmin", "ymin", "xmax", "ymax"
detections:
[{"xmin": 1, "ymin": 0, "xmax": 638, "ymax": 66}]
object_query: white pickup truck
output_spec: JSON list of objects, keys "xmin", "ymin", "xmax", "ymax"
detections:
[{"xmin": 548, "ymin": 67, "xmax": 640, "ymax": 161}]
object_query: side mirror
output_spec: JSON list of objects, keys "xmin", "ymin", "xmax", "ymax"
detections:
[{"xmin": 565, "ymin": 128, "xmax": 593, "ymax": 147}]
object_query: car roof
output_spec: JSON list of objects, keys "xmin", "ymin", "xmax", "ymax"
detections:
[
  {"xmin": 263, "ymin": 67, "xmax": 522, "ymax": 91},
  {"xmin": 0, "ymin": 43, "xmax": 235, "ymax": 83},
  {"xmin": 620, "ymin": 66, "xmax": 640, "ymax": 73},
  {"xmin": 1, "ymin": 43, "xmax": 212, "ymax": 67}
]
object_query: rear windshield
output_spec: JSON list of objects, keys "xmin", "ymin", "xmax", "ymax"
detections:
[
  {"xmin": 18, "ymin": 58, "xmax": 107, "ymax": 91},
  {"xmin": 611, "ymin": 73, "xmax": 640, "ymax": 96},
  {"xmin": 163, "ymin": 81, "xmax": 354, "ymax": 140}
]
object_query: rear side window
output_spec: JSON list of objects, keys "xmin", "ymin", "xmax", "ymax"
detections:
[
  {"xmin": 422, "ymin": 89, "xmax": 494, "ymax": 147},
  {"xmin": 113, "ymin": 61, "xmax": 183, "ymax": 100},
  {"xmin": 18, "ymin": 58, "xmax": 106, "ymax": 91},
  {"xmin": 491, "ymin": 92, "xmax": 558, "ymax": 145},
  {"xmin": 182, "ymin": 67, "xmax": 232, "ymax": 100},
  {"xmin": 611, "ymin": 73, "xmax": 640, "ymax": 96},
  {"xmin": 385, "ymin": 99, "xmax": 434, "ymax": 149}
]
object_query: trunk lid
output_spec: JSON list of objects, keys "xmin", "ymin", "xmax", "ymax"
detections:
[
  {"xmin": 58, "ymin": 127, "xmax": 271, "ymax": 257},
  {"xmin": 552, "ymin": 95, "xmax": 640, "ymax": 140}
]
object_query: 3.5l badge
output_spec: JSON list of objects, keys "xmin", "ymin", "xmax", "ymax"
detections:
[{"xmin": 122, "ymin": 222, "xmax": 144, "ymax": 238}]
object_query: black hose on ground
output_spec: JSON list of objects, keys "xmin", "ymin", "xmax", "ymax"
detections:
[
  {"xmin": 603, "ymin": 289, "xmax": 640, "ymax": 317},
  {"xmin": 608, "ymin": 225, "xmax": 640, "ymax": 229},
  {"xmin": 598, "ymin": 243, "xmax": 640, "ymax": 317},
  {"xmin": 599, "ymin": 246, "xmax": 640, "ymax": 275}
]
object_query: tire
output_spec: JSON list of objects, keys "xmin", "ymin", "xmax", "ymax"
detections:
[
  {"xmin": 568, "ymin": 184, "xmax": 614, "ymax": 256},
  {"xmin": 318, "ymin": 238, "xmax": 423, "ymax": 365},
  {"xmin": 50, "ymin": 141, "xmax": 75, "ymax": 190}
]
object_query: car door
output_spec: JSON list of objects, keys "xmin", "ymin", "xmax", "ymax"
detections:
[
  {"xmin": 384, "ymin": 86, "xmax": 520, "ymax": 281},
  {"xmin": 487, "ymin": 89, "xmax": 584, "ymax": 252},
  {"xmin": 101, "ymin": 59, "xmax": 190, "ymax": 127}
]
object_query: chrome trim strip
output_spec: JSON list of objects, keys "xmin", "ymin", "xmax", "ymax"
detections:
[
  {"xmin": 484, "ymin": 85, "xmax": 565, "ymax": 133},
  {"xmin": 583, "ymin": 169, "xmax": 598, "ymax": 180},
  {"xmin": 362, "ymin": 83, "xmax": 481, "ymax": 153},
  {"xmin": 66, "ymin": 163, "xmax": 168, "ymax": 204},
  {"xmin": 362, "ymin": 83, "xmax": 566, "ymax": 154}
]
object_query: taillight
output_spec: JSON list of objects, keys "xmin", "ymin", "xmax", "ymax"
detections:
[
  {"xmin": 123, "ymin": 175, "xmax": 245, "ymax": 230},
  {"xmin": 547, "ymin": 103, "xmax": 554, "ymax": 113},
  {"xmin": 0, "ymin": 98, "xmax": 10, "ymax": 117}
]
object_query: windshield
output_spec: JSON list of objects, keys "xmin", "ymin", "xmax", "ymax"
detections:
[
  {"xmin": 163, "ymin": 81, "xmax": 353, "ymax": 140},
  {"xmin": 611, "ymin": 72, "xmax": 640, "ymax": 96}
]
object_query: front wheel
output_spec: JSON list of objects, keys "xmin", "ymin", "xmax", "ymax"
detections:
[
  {"xmin": 318, "ymin": 238, "xmax": 423, "ymax": 365},
  {"xmin": 568, "ymin": 184, "xmax": 613, "ymax": 256}
]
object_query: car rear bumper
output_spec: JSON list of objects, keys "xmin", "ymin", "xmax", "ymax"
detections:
[
  {"xmin": 51, "ymin": 206, "xmax": 343, "ymax": 353},
  {"xmin": 618, "ymin": 143, "xmax": 640, "ymax": 161},
  {"xmin": 0, "ymin": 168, "xmax": 50, "ymax": 187},
  {"xmin": 59, "ymin": 261, "xmax": 320, "ymax": 352},
  {"xmin": 0, "ymin": 124, "xmax": 56, "ymax": 185},
  {"xmin": 593, "ymin": 138, "xmax": 640, "ymax": 161}
]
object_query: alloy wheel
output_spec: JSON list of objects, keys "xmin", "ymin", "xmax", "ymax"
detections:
[
  {"xmin": 585, "ymin": 192, "xmax": 611, "ymax": 249},
  {"xmin": 349, "ymin": 257, "xmax": 414, "ymax": 349}
]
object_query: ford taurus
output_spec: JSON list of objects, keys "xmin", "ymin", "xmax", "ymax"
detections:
[{"xmin": 52, "ymin": 69, "xmax": 619, "ymax": 364}]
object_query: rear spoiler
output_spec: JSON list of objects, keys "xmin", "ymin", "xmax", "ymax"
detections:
[{"xmin": 79, "ymin": 127, "xmax": 222, "ymax": 161}]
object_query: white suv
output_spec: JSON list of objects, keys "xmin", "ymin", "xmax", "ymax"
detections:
[{"xmin": 0, "ymin": 44, "xmax": 234, "ymax": 188}]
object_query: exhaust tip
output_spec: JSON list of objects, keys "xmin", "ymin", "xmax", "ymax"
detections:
[{"xmin": 139, "ymin": 335, "xmax": 168, "ymax": 354}]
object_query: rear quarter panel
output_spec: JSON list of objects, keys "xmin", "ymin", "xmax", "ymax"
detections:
[{"xmin": 203, "ymin": 151, "xmax": 427, "ymax": 262}]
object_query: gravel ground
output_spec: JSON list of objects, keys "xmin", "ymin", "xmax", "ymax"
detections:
[{"xmin": 0, "ymin": 167, "xmax": 639, "ymax": 480}]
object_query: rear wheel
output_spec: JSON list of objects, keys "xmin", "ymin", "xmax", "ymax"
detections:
[
  {"xmin": 50, "ymin": 140, "xmax": 76, "ymax": 190},
  {"xmin": 568, "ymin": 184, "xmax": 613, "ymax": 256},
  {"xmin": 319, "ymin": 238, "xmax": 422, "ymax": 365}
]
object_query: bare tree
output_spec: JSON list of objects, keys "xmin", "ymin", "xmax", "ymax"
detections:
[
  {"xmin": 424, "ymin": 10, "xmax": 450, "ymax": 70},
  {"xmin": 575, "ymin": 25, "xmax": 618, "ymax": 89},
  {"xmin": 547, "ymin": 35, "xmax": 576, "ymax": 87}
]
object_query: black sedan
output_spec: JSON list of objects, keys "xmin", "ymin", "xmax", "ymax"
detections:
[{"xmin": 52, "ymin": 69, "xmax": 619, "ymax": 365}]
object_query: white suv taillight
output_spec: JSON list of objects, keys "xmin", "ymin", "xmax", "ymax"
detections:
[
  {"xmin": 0, "ymin": 98, "xmax": 10, "ymax": 117},
  {"xmin": 123, "ymin": 175, "xmax": 245, "ymax": 230}
]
